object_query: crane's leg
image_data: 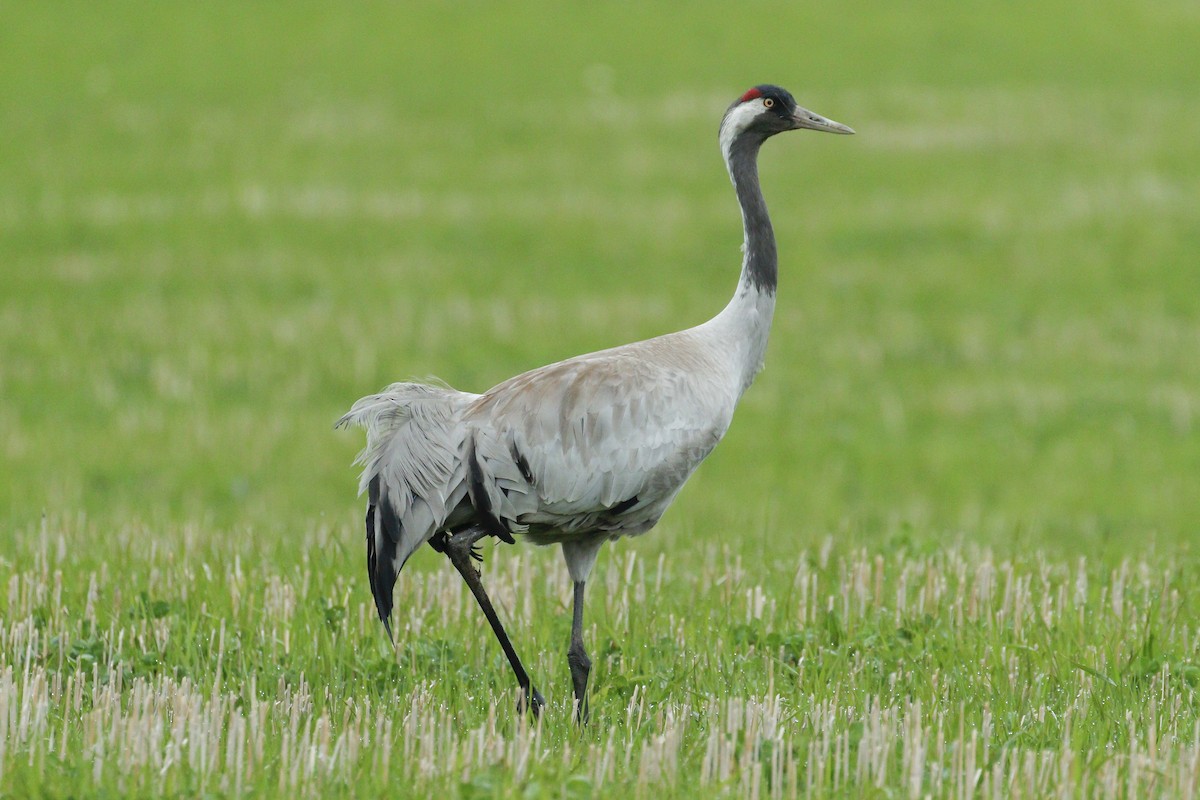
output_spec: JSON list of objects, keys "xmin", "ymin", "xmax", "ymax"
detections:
[
  {"xmin": 567, "ymin": 579, "xmax": 591, "ymax": 723},
  {"xmin": 442, "ymin": 526, "xmax": 545, "ymax": 717},
  {"xmin": 561, "ymin": 538, "xmax": 603, "ymax": 724}
]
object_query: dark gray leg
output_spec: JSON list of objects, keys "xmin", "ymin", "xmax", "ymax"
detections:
[
  {"xmin": 567, "ymin": 579, "xmax": 591, "ymax": 723},
  {"xmin": 443, "ymin": 527, "xmax": 545, "ymax": 717}
]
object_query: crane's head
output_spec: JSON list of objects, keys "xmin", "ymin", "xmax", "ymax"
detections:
[{"xmin": 720, "ymin": 85, "xmax": 854, "ymax": 152}]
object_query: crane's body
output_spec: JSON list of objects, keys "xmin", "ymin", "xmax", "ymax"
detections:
[{"xmin": 338, "ymin": 85, "xmax": 853, "ymax": 719}]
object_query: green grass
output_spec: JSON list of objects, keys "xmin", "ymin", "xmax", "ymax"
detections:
[{"xmin": 3, "ymin": 0, "xmax": 1200, "ymax": 796}]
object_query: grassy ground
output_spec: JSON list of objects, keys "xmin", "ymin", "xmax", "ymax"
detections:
[{"xmin": 3, "ymin": 1, "xmax": 1200, "ymax": 796}]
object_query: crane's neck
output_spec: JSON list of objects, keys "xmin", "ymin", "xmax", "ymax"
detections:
[
  {"xmin": 726, "ymin": 133, "xmax": 777, "ymax": 295},
  {"xmin": 709, "ymin": 129, "xmax": 777, "ymax": 396}
]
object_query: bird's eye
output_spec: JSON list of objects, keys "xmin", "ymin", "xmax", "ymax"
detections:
[{"xmin": 763, "ymin": 98, "xmax": 775, "ymax": 109}]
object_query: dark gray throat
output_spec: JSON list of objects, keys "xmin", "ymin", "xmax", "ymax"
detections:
[{"xmin": 727, "ymin": 134, "xmax": 777, "ymax": 294}]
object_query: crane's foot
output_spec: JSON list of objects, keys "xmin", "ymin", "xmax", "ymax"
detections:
[
  {"xmin": 517, "ymin": 686, "xmax": 546, "ymax": 718},
  {"xmin": 568, "ymin": 647, "xmax": 591, "ymax": 725}
]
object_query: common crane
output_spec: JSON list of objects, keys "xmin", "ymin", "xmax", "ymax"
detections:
[{"xmin": 338, "ymin": 85, "xmax": 853, "ymax": 719}]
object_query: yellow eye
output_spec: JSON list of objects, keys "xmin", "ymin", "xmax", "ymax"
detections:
[{"xmin": 763, "ymin": 98, "xmax": 775, "ymax": 108}]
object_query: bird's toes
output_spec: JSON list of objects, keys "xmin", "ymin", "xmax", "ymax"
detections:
[
  {"xmin": 518, "ymin": 687, "xmax": 546, "ymax": 718},
  {"xmin": 469, "ymin": 544, "xmax": 483, "ymax": 563}
]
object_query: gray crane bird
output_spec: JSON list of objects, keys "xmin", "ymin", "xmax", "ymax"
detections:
[{"xmin": 338, "ymin": 85, "xmax": 853, "ymax": 719}]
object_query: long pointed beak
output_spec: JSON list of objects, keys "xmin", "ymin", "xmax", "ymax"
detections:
[{"xmin": 791, "ymin": 105, "xmax": 855, "ymax": 135}]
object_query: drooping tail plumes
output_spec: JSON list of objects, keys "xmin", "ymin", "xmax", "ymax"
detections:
[{"xmin": 336, "ymin": 381, "xmax": 476, "ymax": 636}]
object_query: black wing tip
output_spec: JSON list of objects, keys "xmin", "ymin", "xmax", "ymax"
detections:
[
  {"xmin": 378, "ymin": 492, "xmax": 402, "ymax": 544},
  {"xmin": 609, "ymin": 495, "xmax": 640, "ymax": 515},
  {"xmin": 509, "ymin": 441, "xmax": 536, "ymax": 487},
  {"xmin": 466, "ymin": 435, "xmax": 516, "ymax": 545},
  {"xmin": 366, "ymin": 502, "xmax": 400, "ymax": 645}
]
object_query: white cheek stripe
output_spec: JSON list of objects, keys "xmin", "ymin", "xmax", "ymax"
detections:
[{"xmin": 719, "ymin": 101, "xmax": 766, "ymax": 163}]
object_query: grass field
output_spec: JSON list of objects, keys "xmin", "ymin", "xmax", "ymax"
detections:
[{"xmin": 3, "ymin": 1, "xmax": 1200, "ymax": 796}]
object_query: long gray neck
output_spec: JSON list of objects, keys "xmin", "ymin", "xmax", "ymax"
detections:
[
  {"xmin": 726, "ymin": 133, "xmax": 776, "ymax": 294},
  {"xmin": 701, "ymin": 129, "xmax": 777, "ymax": 397}
]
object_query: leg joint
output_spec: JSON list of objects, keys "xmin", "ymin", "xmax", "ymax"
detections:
[
  {"xmin": 444, "ymin": 526, "xmax": 486, "ymax": 565},
  {"xmin": 567, "ymin": 643, "xmax": 591, "ymax": 672}
]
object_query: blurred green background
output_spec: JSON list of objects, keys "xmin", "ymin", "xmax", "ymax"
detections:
[{"xmin": 2, "ymin": 0, "xmax": 1199, "ymax": 555}]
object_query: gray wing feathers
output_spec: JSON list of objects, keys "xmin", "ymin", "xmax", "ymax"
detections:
[
  {"xmin": 466, "ymin": 342, "xmax": 735, "ymax": 534},
  {"xmin": 339, "ymin": 334, "xmax": 736, "ymax": 557},
  {"xmin": 337, "ymin": 382, "xmax": 475, "ymax": 570}
]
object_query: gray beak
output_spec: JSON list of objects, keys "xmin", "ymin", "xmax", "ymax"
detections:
[{"xmin": 791, "ymin": 105, "xmax": 855, "ymax": 135}]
